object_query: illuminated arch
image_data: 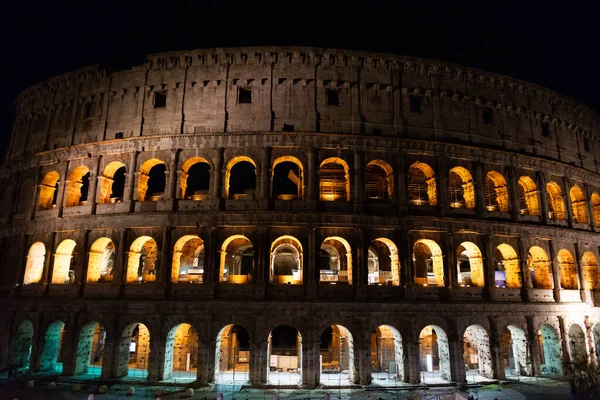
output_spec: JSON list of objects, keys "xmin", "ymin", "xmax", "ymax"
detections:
[
  {"xmin": 319, "ymin": 324, "xmax": 356, "ymax": 385},
  {"xmin": 502, "ymin": 325, "xmax": 530, "ymax": 376},
  {"xmin": 10, "ymin": 320, "xmax": 34, "ymax": 370},
  {"xmin": 456, "ymin": 241, "xmax": 484, "ymax": 288},
  {"xmin": 408, "ymin": 162, "xmax": 436, "ymax": 206},
  {"xmin": 224, "ymin": 156, "xmax": 257, "ymax": 199},
  {"xmin": 65, "ymin": 166, "xmax": 90, "ymax": 207},
  {"xmin": 115, "ymin": 323, "xmax": 150, "ymax": 378},
  {"xmin": 368, "ymin": 238, "xmax": 400, "ymax": 286},
  {"xmin": 272, "ymin": 156, "xmax": 304, "ymax": 200},
  {"xmin": 51, "ymin": 239, "xmax": 77, "ymax": 284},
  {"xmin": 494, "ymin": 244, "xmax": 521, "ymax": 288},
  {"xmin": 171, "ymin": 235, "xmax": 205, "ymax": 283},
  {"xmin": 413, "ymin": 239, "xmax": 444, "ymax": 287},
  {"xmin": 365, "ymin": 160, "xmax": 394, "ymax": 200},
  {"xmin": 87, "ymin": 237, "xmax": 116, "ymax": 283},
  {"xmin": 517, "ymin": 176, "xmax": 540, "ymax": 216},
  {"xmin": 568, "ymin": 324, "xmax": 588, "ymax": 363},
  {"xmin": 319, "ymin": 157, "xmax": 350, "ymax": 201},
  {"xmin": 528, "ymin": 246, "xmax": 552, "ymax": 289},
  {"xmin": 370, "ymin": 325, "xmax": 404, "ymax": 382},
  {"xmin": 591, "ymin": 192, "xmax": 600, "ymax": 226},
  {"xmin": 582, "ymin": 251, "xmax": 599, "ymax": 290},
  {"xmin": 419, "ymin": 325, "xmax": 451, "ymax": 382},
  {"xmin": 179, "ymin": 157, "xmax": 211, "ymax": 200},
  {"xmin": 267, "ymin": 325, "xmax": 303, "ymax": 385},
  {"xmin": 97, "ymin": 161, "xmax": 126, "ymax": 204},
  {"xmin": 214, "ymin": 324, "xmax": 251, "ymax": 383},
  {"xmin": 74, "ymin": 322, "xmax": 106, "ymax": 376},
  {"xmin": 557, "ymin": 249, "xmax": 578, "ymax": 290},
  {"xmin": 538, "ymin": 324, "xmax": 562, "ymax": 376},
  {"xmin": 163, "ymin": 323, "xmax": 198, "ymax": 380},
  {"xmin": 484, "ymin": 170, "xmax": 510, "ymax": 212},
  {"xmin": 320, "ymin": 236, "xmax": 353, "ymax": 284},
  {"xmin": 570, "ymin": 185, "xmax": 588, "ymax": 224},
  {"xmin": 23, "ymin": 242, "xmax": 46, "ymax": 285},
  {"xmin": 37, "ymin": 171, "xmax": 60, "ymax": 210},
  {"xmin": 137, "ymin": 158, "xmax": 166, "ymax": 201},
  {"xmin": 270, "ymin": 235, "xmax": 303, "ymax": 284},
  {"xmin": 546, "ymin": 181, "xmax": 566, "ymax": 220},
  {"xmin": 463, "ymin": 325, "xmax": 493, "ymax": 378},
  {"xmin": 126, "ymin": 236, "xmax": 158, "ymax": 284},
  {"xmin": 220, "ymin": 235, "xmax": 254, "ymax": 283},
  {"xmin": 448, "ymin": 166, "xmax": 475, "ymax": 209}
]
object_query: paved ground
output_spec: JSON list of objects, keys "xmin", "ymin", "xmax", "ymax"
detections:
[{"xmin": 0, "ymin": 377, "xmax": 574, "ymax": 400}]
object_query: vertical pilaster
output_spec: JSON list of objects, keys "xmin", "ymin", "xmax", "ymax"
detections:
[
  {"xmin": 444, "ymin": 231, "xmax": 456, "ymax": 288},
  {"xmin": 563, "ymin": 177, "xmax": 574, "ymax": 227},
  {"xmin": 517, "ymin": 237, "xmax": 532, "ymax": 301},
  {"xmin": 307, "ymin": 148, "xmax": 317, "ymax": 202},
  {"xmin": 114, "ymin": 228, "xmax": 127, "ymax": 289},
  {"xmin": 212, "ymin": 147, "xmax": 224, "ymax": 199},
  {"xmin": 398, "ymin": 153, "xmax": 408, "ymax": 210},
  {"xmin": 353, "ymin": 150, "xmax": 364, "ymax": 212},
  {"xmin": 250, "ymin": 340, "xmax": 268, "ymax": 386},
  {"xmin": 488, "ymin": 317, "xmax": 506, "ymax": 380},
  {"xmin": 538, "ymin": 171, "xmax": 549, "ymax": 224},
  {"xmin": 196, "ymin": 342, "xmax": 211, "ymax": 385},
  {"xmin": 437, "ymin": 156, "xmax": 448, "ymax": 213},
  {"xmin": 573, "ymin": 242, "xmax": 587, "ymax": 302},
  {"xmin": 508, "ymin": 165, "xmax": 520, "ymax": 221},
  {"xmin": 474, "ymin": 161, "xmax": 486, "ymax": 218},
  {"xmin": 306, "ymin": 226, "xmax": 317, "ymax": 298},
  {"xmin": 123, "ymin": 151, "xmax": 138, "ymax": 210},
  {"xmin": 482, "ymin": 234, "xmax": 494, "ymax": 294},
  {"xmin": 448, "ymin": 326, "xmax": 467, "ymax": 383},
  {"xmin": 160, "ymin": 226, "xmax": 171, "ymax": 288},
  {"xmin": 260, "ymin": 146, "xmax": 271, "ymax": 199},
  {"xmin": 548, "ymin": 240, "xmax": 561, "ymax": 301},
  {"xmin": 43, "ymin": 232, "xmax": 58, "ymax": 290},
  {"xmin": 356, "ymin": 337, "xmax": 372, "ymax": 385},
  {"xmin": 204, "ymin": 227, "xmax": 218, "ymax": 287},
  {"xmin": 355, "ymin": 228, "xmax": 367, "ymax": 299},
  {"xmin": 526, "ymin": 316, "xmax": 542, "ymax": 377},
  {"xmin": 405, "ymin": 339, "xmax": 420, "ymax": 383},
  {"xmin": 301, "ymin": 340, "xmax": 319, "ymax": 387},
  {"xmin": 78, "ymin": 230, "xmax": 90, "ymax": 295}
]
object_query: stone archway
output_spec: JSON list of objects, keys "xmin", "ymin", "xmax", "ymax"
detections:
[
  {"xmin": 163, "ymin": 323, "xmax": 198, "ymax": 382},
  {"xmin": 413, "ymin": 239, "xmax": 444, "ymax": 287},
  {"xmin": 10, "ymin": 320, "xmax": 34, "ymax": 370},
  {"xmin": 267, "ymin": 325, "xmax": 302, "ymax": 385},
  {"xmin": 115, "ymin": 323, "xmax": 151, "ymax": 380},
  {"xmin": 419, "ymin": 325, "xmax": 450, "ymax": 383},
  {"xmin": 568, "ymin": 324, "xmax": 587, "ymax": 363},
  {"xmin": 368, "ymin": 238, "xmax": 400, "ymax": 286},
  {"xmin": 319, "ymin": 324, "xmax": 356, "ymax": 386},
  {"xmin": 456, "ymin": 242, "xmax": 484, "ymax": 288},
  {"xmin": 74, "ymin": 322, "xmax": 106, "ymax": 378},
  {"xmin": 39, "ymin": 321, "xmax": 65, "ymax": 372},
  {"xmin": 538, "ymin": 324, "xmax": 562, "ymax": 377},
  {"xmin": 500, "ymin": 325, "xmax": 530, "ymax": 377},
  {"xmin": 214, "ymin": 324, "xmax": 251, "ymax": 385},
  {"xmin": 463, "ymin": 325, "xmax": 493, "ymax": 381},
  {"xmin": 370, "ymin": 324, "xmax": 404, "ymax": 384}
]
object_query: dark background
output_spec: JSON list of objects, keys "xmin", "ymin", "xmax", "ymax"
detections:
[{"xmin": 1, "ymin": 0, "xmax": 597, "ymax": 160}]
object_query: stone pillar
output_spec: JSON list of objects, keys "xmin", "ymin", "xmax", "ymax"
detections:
[
  {"xmin": 101, "ymin": 331, "xmax": 117, "ymax": 379},
  {"xmin": 307, "ymin": 148, "xmax": 317, "ymax": 201},
  {"xmin": 355, "ymin": 228, "xmax": 367, "ymax": 299},
  {"xmin": 353, "ymin": 150, "xmax": 364, "ymax": 212},
  {"xmin": 508, "ymin": 165, "xmax": 519, "ymax": 221},
  {"xmin": 260, "ymin": 146, "xmax": 271, "ymax": 199},
  {"xmin": 356, "ymin": 337, "xmax": 372, "ymax": 385},
  {"xmin": 165, "ymin": 149, "xmax": 179, "ymax": 201},
  {"xmin": 301, "ymin": 340, "xmax": 319, "ymax": 387},
  {"xmin": 448, "ymin": 325, "xmax": 467, "ymax": 383},
  {"xmin": 474, "ymin": 161, "xmax": 486, "ymax": 218},
  {"xmin": 196, "ymin": 341, "xmax": 211, "ymax": 385},
  {"xmin": 43, "ymin": 232, "xmax": 58, "ymax": 290},
  {"xmin": 574, "ymin": 242, "xmax": 587, "ymax": 302},
  {"xmin": 437, "ymin": 156, "xmax": 448, "ymax": 213},
  {"xmin": 306, "ymin": 226, "xmax": 317, "ymax": 298},
  {"xmin": 405, "ymin": 339, "xmax": 420, "ymax": 383},
  {"xmin": 403, "ymin": 234, "xmax": 413, "ymax": 288},
  {"xmin": 517, "ymin": 237, "xmax": 531, "ymax": 301},
  {"xmin": 537, "ymin": 171, "xmax": 549, "ymax": 224},
  {"xmin": 397, "ymin": 153, "xmax": 408, "ymax": 210},
  {"xmin": 526, "ymin": 316, "xmax": 541, "ymax": 377},
  {"xmin": 488, "ymin": 317, "xmax": 506, "ymax": 380},
  {"xmin": 548, "ymin": 240, "xmax": 561, "ymax": 301},
  {"xmin": 444, "ymin": 231, "xmax": 456, "ymax": 288},
  {"xmin": 160, "ymin": 227, "xmax": 171, "ymax": 287},
  {"xmin": 123, "ymin": 151, "xmax": 138, "ymax": 203},
  {"xmin": 56, "ymin": 161, "xmax": 69, "ymax": 218},
  {"xmin": 257, "ymin": 227, "xmax": 268, "ymax": 284},
  {"xmin": 586, "ymin": 184, "xmax": 596, "ymax": 228},
  {"xmin": 558, "ymin": 316, "xmax": 570, "ymax": 361},
  {"xmin": 114, "ymin": 229, "xmax": 127, "ymax": 288},
  {"xmin": 482, "ymin": 234, "xmax": 495, "ymax": 294},
  {"xmin": 146, "ymin": 333, "xmax": 166, "ymax": 382},
  {"xmin": 59, "ymin": 319, "xmax": 78, "ymax": 376},
  {"xmin": 204, "ymin": 227, "xmax": 218, "ymax": 287},
  {"xmin": 250, "ymin": 340, "xmax": 268, "ymax": 386},
  {"xmin": 211, "ymin": 147, "xmax": 224, "ymax": 199},
  {"xmin": 78, "ymin": 230, "xmax": 90, "ymax": 294},
  {"xmin": 28, "ymin": 314, "xmax": 44, "ymax": 372},
  {"xmin": 563, "ymin": 177, "xmax": 574, "ymax": 227}
]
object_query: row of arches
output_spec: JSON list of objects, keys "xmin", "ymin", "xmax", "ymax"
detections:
[
  {"xmin": 10, "ymin": 318, "xmax": 598, "ymax": 384},
  {"xmin": 22, "ymin": 235, "xmax": 600, "ymax": 291},
  {"xmin": 31, "ymin": 158, "xmax": 600, "ymax": 225}
]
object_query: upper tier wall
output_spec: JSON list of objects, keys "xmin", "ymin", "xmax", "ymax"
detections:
[{"xmin": 8, "ymin": 47, "xmax": 600, "ymax": 172}]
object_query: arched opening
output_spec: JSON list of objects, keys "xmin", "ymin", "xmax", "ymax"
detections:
[
  {"xmin": 517, "ymin": 176, "xmax": 540, "ymax": 216},
  {"xmin": 546, "ymin": 181, "xmax": 566, "ymax": 220},
  {"xmin": 370, "ymin": 325, "xmax": 404, "ymax": 384},
  {"xmin": 115, "ymin": 323, "xmax": 150, "ymax": 380},
  {"xmin": 456, "ymin": 242, "xmax": 485, "ymax": 288},
  {"xmin": 74, "ymin": 322, "xmax": 106, "ymax": 378},
  {"xmin": 270, "ymin": 236, "xmax": 303, "ymax": 284},
  {"xmin": 568, "ymin": 324, "xmax": 587, "ymax": 363},
  {"xmin": 413, "ymin": 239, "xmax": 444, "ymax": 287},
  {"xmin": 267, "ymin": 325, "xmax": 302, "ymax": 385},
  {"xmin": 319, "ymin": 236, "xmax": 352, "ymax": 285},
  {"xmin": 557, "ymin": 249, "xmax": 579, "ymax": 290},
  {"xmin": 40, "ymin": 321, "xmax": 65, "ymax": 373},
  {"xmin": 408, "ymin": 162, "xmax": 437, "ymax": 206},
  {"xmin": 87, "ymin": 237, "xmax": 116, "ymax": 283},
  {"xmin": 171, "ymin": 235, "xmax": 205, "ymax": 284},
  {"xmin": 220, "ymin": 235, "xmax": 255, "ymax": 284},
  {"xmin": 97, "ymin": 161, "xmax": 126, "ymax": 204},
  {"xmin": 494, "ymin": 244, "xmax": 521, "ymax": 288},
  {"xmin": 570, "ymin": 185, "xmax": 589, "ymax": 224},
  {"xmin": 463, "ymin": 325, "xmax": 493, "ymax": 381},
  {"xmin": 528, "ymin": 246, "xmax": 553, "ymax": 289},
  {"xmin": 365, "ymin": 160, "xmax": 393, "ymax": 201},
  {"xmin": 37, "ymin": 171, "xmax": 60, "ymax": 210},
  {"xmin": 65, "ymin": 166, "xmax": 90, "ymax": 207},
  {"xmin": 582, "ymin": 251, "xmax": 599, "ymax": 290},
  {"xmin": 538, "ymin": 324, "xmax": 562, "ymax": 376},
  {"xmin": 163, "ymin": 323, "xmax": 198, "ymax": 381},
  {"xmin": 484, "ymin": 171, "xmax": 510, "ymax": 212},
  {"xmin": 10, "ymin": 320, "xmax": 33, "ymax": 371},
  {"xmin": 591, "ymin": 192, "xmax": 600, "ymax": 226},
  {"xmin": 51, "ymin": 239, "xmax": 77, "ymax": 284},
  {"xmin": 368, "ymin": 238, "xmax": 400, "ymax": 286},
  {"xmin": 180, "ymin": 157, "xmax": 210, "ymax": 200},
  {"xmin": 319, "ymin": 325, "xmax": 356, "ymax": 386},
  {"xmin": 419, "ymin": 325, "xmax": 450, "ymax": 383},
  {"xmin": 319, "ymin": 158, "xmax": 350, "ymax": 201},
  {"xmin": 448, "ymin": 166, "xmax": 476, "ymax": 209},
  {"xmin": 23, "ymin": 242, "xmax": 46, "ymax": 285},
  {"xmin": 501, "ymin": 325, "xmax": 529, "ymax": 377},
  {"xmin": 272, "ymin": 156, "xmax": 303, "ymax": 200},
  {"xmin": 214, "ymin": 324, "xmax": 251, "ymax": 385},
  {"xmin": 137, "ymin": 159, "xmax": 166, "ymax": 201},
  {"xmin": 225, "ymin": 157, "xmax": 256, "ymax": 200},
  {"xmin": 126, "ymin": 236, "xmax": 158, "ymax": 284}
]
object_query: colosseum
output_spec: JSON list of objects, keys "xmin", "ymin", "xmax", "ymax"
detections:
[{"xmin": 1, "ymin": 46, "xmax": 600, "ymax": 389}]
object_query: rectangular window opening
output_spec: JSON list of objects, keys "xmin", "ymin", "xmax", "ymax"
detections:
[
  {"xmin": 482, "ymin": 108, "xmax": 494, "ymax": 124},
  {"xmin": 115, "ymin": 132, "xmax": 124, "ymax": 139},
  {"xmin": 154, "ymin": 91, "xmax": 167, "ymax": 108},
  {"xmin": 84, "ymin": 102, "xmax": 96, "ymax": 119},
  {"xmin": 282, "ymin": 123, "xmax": 295, "ymax": 132},
  {"xmin": 584, "ymin": 137, "xmax": 590, "ymax": 152},
  {"xmin": 541, "ymin": 121, "xmax": 550, "ymax": 137},
  {"xmin": 372, "ymin": 128, "xmax": 382, "ymax": 136},
  {"xmin": 326, "ymin": 89, "xmax": 340, "ymax": 106},
  {"xmin": 238, "ymin": 88, "xmax": 252, "ymax": 104},
  {"xmin": 409, "ymin": 95, "xmax": 422, "ymax": 113}
]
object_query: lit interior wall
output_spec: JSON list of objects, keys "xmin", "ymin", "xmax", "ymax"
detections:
[
  {"xmin": 528, "ymin": 246, "xmax": 553, "ymax": 289},
  {"xmin": 517, "ymin": 176, "xmax": 540, "ymax": 216},
  {"xmin": 51, "ymin": 239, "xmax": 77, "ymax": 284},
  {"xmin": 413, "ymin": 239, "xmax": 444, "ymax": 287},
  {"xmin": 37, "ymin": 171, "xmax": 60, "ymax": 210},
  {"xmin": 270, "ymin": 235, "xmax": 303, "ymax": 284},
  {"xmin": 448, "ymin": 166, "xmax": 475, "ymax": 209},
  {"xmin": 65, "ymin": 166, "xmax": 90, "ymax": 207},
  {"xmin": 557, "ymin": 249, "xmax": 578, "ymax": 290},
  {"xmin": 126, "ymin": 236, "xmax": 158, "ymax": 284},
  {"xmin": 495, "ymin": 244, "xmax": 522, "ymax": 288},
  {"xmin": 86, "ymin": 237, "xmax": 115, "ymax": 283},
  {"xmin": 569, "ymin": 185, "xmax": 589, "ymax": 224},
  {"xmin": 582, "ymin": 251, "xmax": 599, "ymax": 290},
  {"xmin": 23, "ymin": 242, "xmax": 46, "ymax": 285},
  {"xmin": 171, "ymin": 235, "xmax": 204, "ymax": 283}
]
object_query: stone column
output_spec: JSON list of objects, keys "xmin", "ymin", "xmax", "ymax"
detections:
[
  {"xmin": 563, "ymin": 177, "xmax": 574, "ymax": 227},
  {"xmin": 307, "ymin": 148, "xmax": 317, "ymax": 201},
  {"xmin": 548, "ymin": 240, "xmax": 561, "ymax": 301},
  {"xmin": 114, "ymin": 229, "xmax": 127, "ymax": 289},
  {"xmin": 301, "ymin": 340, "xmax": 319, "ymax": 387},
  {"xmin": 257, "ymin": 227, "xmax": 268, "ymax": 284},
  {"xmin": 444, "ymin": 231, "xmax": 456, "ymax": 288},
  {"xmin": 517, "ymin": 237, "xmax": 531, "ymax": 301},
  {"xmin": 474, "ymin": 161, "xmax": 486, "ymax": 218},
  {"xmin": 123, "ymin": 151, "xmax": 138, "ymax": 203},
  {"xmin": 405, "ymin": 339, "xmax": 420, "ymax": 383},
  {"xmin": 204, "ymin": 227, "xmax": 218, "ymax": 287},
  {"xmin": 353, "ymin": 150, "xmax": 364, "ymax": 212},
  {"xmin": 56, "ymin": 161, "xmax": 69, "ymax": 218},
  {"xmin": 526, "ymin": 316, "xmax": 542, "ymax": 377},
  {"xmin": 100, "ymin": 330, "xmax": 117, "ymax": 379},
  {"xmin": 482, "ymin": 234, "xmax": 495, "ymax": 294},
  {"xmin": 574, "ymin": 242, "xmax": 587, "ymax": 302},
  {"xmin": 488, "ymin": 317, "xmax": 506, "ymax": 380},
  {"xmin": 403, "ymin": 235, "xmax": 413, "ymax": 288},
  {"xmin": 159, "ymin": 227, "xmax": 171, "ymax": 287},
  {"xmin": 355, "ymin": 228, "xmax": 367, "ymax": 299},
  {"xmin": 58, "ymin": 319, "xmax": 78, "ymax": 376},
  {"xmin": 78, "ymin": 230, "xmax": 90, "ymax": 295},
  {"xmin": 43, "ymin": 232, "xmax": 58, "ymax": 290},
  {"xmin": 586, "ymin": 184, "xmax": 597, "ymax": 228},
  {"xmin": 250, "ymin": 340, "xmax": 268, "ymax": 386},
  {"xmin": 448, "ymin": 332, "xmax": 467, "ymax": 383},
  {"xmin": 306, "ymin": 226, "xmax": 317, "ymax": 298},
  {"xmin": 537, "ymin": 171, "xmax": 549, "ymax": 224},
  {"xmin": 558, "ymin": 316, "xmax": 570, "ymax": 361},
  {"xmin": 356, "ymin": 337, "xmax": 372, "ymax": 385},
  {"xmin": 436, "ymin": 156, "xmax": 448, "ymax": 213},
  {"xmin": 397, "ymin": 153, "xmax": 408, "ymax": 210},
  {"xmin": 196, "ymin": 341, "xmax": 211, "ymax": 385},
  {"xmin": 146, "ymin": 333, "xmax": 166, "ymax": 382},
  {"xmin": 211, "ymin": 147, "xmax": 224, "ymax": 199},
  {"xmin": 166, "ymin": 149, "xmax": 179, "ymax": 201},
  {"xmin": 508, "ymin": 165, "xmax": 520, "ymax": 221},
  {"xmin": 260, "ymin": 146, "xmax": 271, "ymax": 199}
]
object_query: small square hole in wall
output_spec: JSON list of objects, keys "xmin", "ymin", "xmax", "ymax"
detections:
[
  {"xmin": 372, "ymin": 128, "xmax": 382, "ymax": 136},
  {"xmin": 541, "ymin": 121, "xmax": 550, "ymax": 137},
  {"xmin": 326, "ymin": 89, "xmax": 340, "ymax": 106},
  {"xmin": 115, "ymin": 132, "xmax": 124, "ymax": 139},
  {"xmin": 282, "ymin": 124, "xmax": 295, "ymax": 132},
  {"xmin": 84, "ymin": 102, "xmax": 96, "ymax": 119},
  {"xmin": 238, "ymin": 88, "xmax": 252, "ymax": 104},
  {"xmin": 154, "ymin": 91, "xmax": 167, "ymax": 108},
  {"xmin": 409, "ymin": 95, "xmax": 422, "ymax": 113},
  {"xmin": 482, "ymin": 108, "xmax": 494, "ymax": 124},
  {"xmin": 584, "ymin": 137, "xmax": 590, "ymax": 152}
]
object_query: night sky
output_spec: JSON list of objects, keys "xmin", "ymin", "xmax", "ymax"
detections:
[{"xmin": 1, "ymin": 1, "xmax": 598, "ymax": 160}]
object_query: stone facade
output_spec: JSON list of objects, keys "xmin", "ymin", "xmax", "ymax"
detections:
[{"xmin": 1, "ymin": 46, "xmax": 600, "ymax": 387}]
